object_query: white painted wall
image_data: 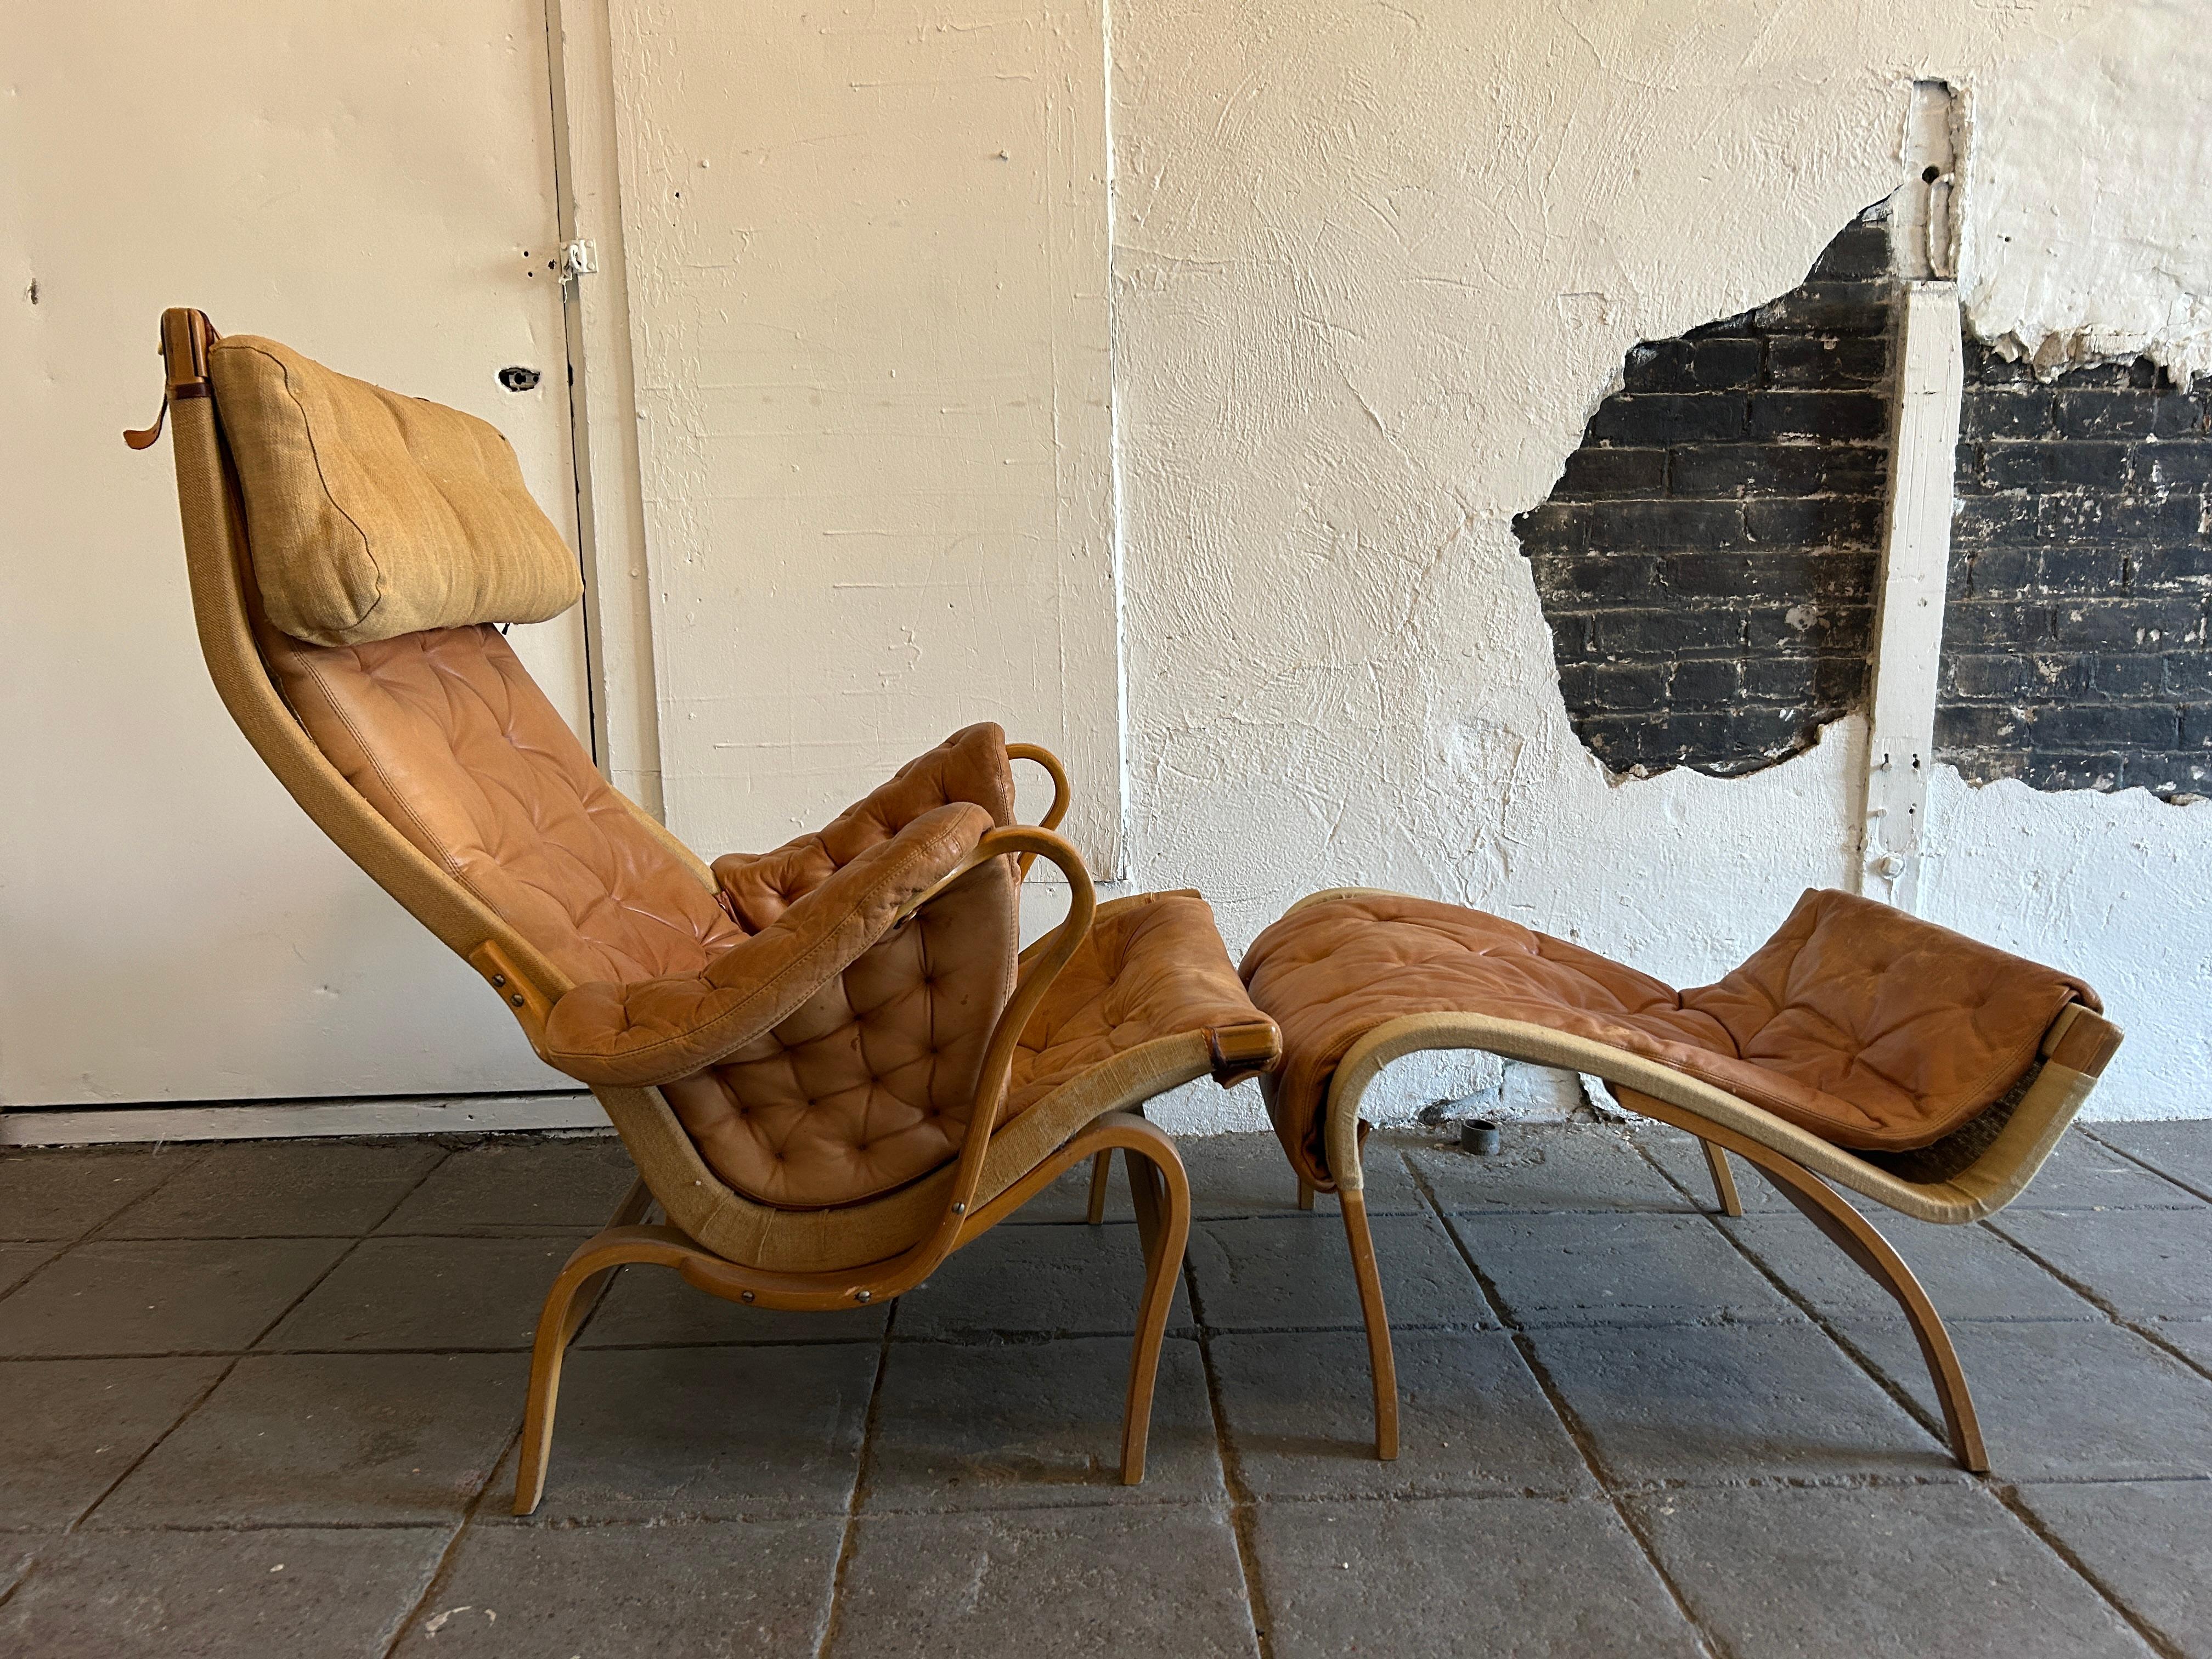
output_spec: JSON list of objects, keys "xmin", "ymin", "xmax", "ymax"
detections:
[
  {"xmin": 1107, "ymin": 0, "xmax": 2211, "ymax": 1130},
  {"xmin": 608, "ymin": 0, "xmax": 1124, "ymax": 869},
  {"xmin": 1, "ymin": 1, "xmax": 588, "ymax": 1106}
]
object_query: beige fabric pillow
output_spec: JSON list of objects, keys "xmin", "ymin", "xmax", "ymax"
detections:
[{"xmin": 207, "ymin": 336, "xmax": 581, "ymax": 645}]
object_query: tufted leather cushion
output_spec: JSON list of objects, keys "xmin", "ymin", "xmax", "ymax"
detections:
[
  {"xmin": 264, "ymin": 622, "xmax": 743, "ymax": 986},
  {"xmin": 1008, "ymin": 891, "xmax": 1272, "ymax": 1114},
  {"xmin": 210, "ymin": 336, "xmax": 582, "ymax": 646},
  {"xmin": 1242, "ymin": 889, "xmax": 2098, "ymax": 1183}
]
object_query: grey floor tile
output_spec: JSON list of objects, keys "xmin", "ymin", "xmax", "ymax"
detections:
[
  {"xmin": 0, "ymin": 1242, "xmax": 59, "ymax": 1296},
  {"xmin": 0, "ymin": 1147, "xmax": 205, "ymax": 1242},
  {"xmin": 1211, "ymin": 1329, "xmax": 1595, "ymax": 1499},
  {"xmin": 1452, "ymin": 1211, "xmax": 1802, "ymax": 1328},
  {"xmin": 1415, "ymin": 1123, "xmax": 1695, "ymax": 1215},
  {"xmin": 865, "ymin": 1335, "xmax": 1222, "ymax": 1511},
  {"xmin": 577, "ymin": 1262, "xmax": 888, "ymax": 1347},
  {"xmin": 1837, "ymin": 1316, "xmax": 2212, "ymax": 1482},
  {"xmin": 1526, "ymin": 1322, "xmax": 1946, "ymax": 1483},
  {"xmin": 1630, "ymin": 1483, "xmax": 2152, "ymax": 1658},
  {"xmin": 0, "ymin": 1357, "xmax": 228, "ymax": 1528},
  {"xmin": 2009, "ymin": 1131, "xmax": 2205, "ymax": 1210},
  {"xmin": 1188, "ymin": 1212, "xmax": 1490, "ymax": 1332},
  {"xmin": 93, "ymin": 1353, "xmax": 523, "ymax": 1527},
  {"xmin": 895, "ymin": 1223, "xmax": 1192, "ymax": 1340},
  {"xmin": 2086, "ymin": 1120, "xmax": 2212, "ymax": 1200},
  {"xmin": 1724, "ymin": 1212, "xmax": 2098, "ymax": 1323},
  {"xmin": 496, "ymin": 1342, "xmax": 876, "ymax": 1522},
  {"xmin": 100, "ymin": 1139, "xmax": 445, "ymax": 1238},
  {"xmin": 261, "ymin": 1236, "xmax": 570, "ymax": 1351},
  {"xmin": 2016, "ymin": 1481, "xmax": 2212, "ymax": 1658},
  {"xmin": 832, "ymin": 1504, "xmax": 1257, "ymax": 1658},
  {"xmin": 1186, "ymin": 1131, "xmax": 1423, "ymax": 1217},
  {"xmin": 376, "ymin": 1135, "xmax": 636, "ymax": 1234},
  {"xmin": 392, "ymin": 1518, "xmax": 843, "ymax": 1658},
  {"xmin": 0, "ymin": 1238, "xmax": 347, "ymax": 1357},
  {"xmin": 1634, "ymin": 1127, "xmax": 1781, "ymax": 1211},
  {"xmin": 1991, "ymin": 1208, "xmax": 2212, "ymax": 1321},
  {"xmin": 0, "ymin": 1525, "xmax": 449, "ymax": 1658},
  {"xmin": 1254, "ymin": 1494, "xmax": 1701, "ymax": 1659}
]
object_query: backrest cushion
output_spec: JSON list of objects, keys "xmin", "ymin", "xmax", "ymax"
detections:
[
  {"xmin": 260, "ymin": 620, "xmax": 744, "ymax": 987},
  {"xmin": 208, "ymin": 336, "xmax": 581, "ymax": 646}
]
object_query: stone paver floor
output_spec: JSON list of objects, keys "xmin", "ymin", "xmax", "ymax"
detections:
[{"xmin": 0, "ymin": 1120, "xmax": 2207, "ymax": 1656}]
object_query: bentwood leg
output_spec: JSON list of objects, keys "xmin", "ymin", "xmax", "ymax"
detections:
[
  {"xmin": 1340, "ymin": 1188, "xmax": 1400, "ymax": 1460},
  {"xmin": 1119, "ymin": 1139, "xmax": 1190, "ymax": 1483},
  {"xmin": 1087, "ymin": 1149, "xmax": 1115, "ymax": 1224},
  {"xmin": 1296, "ymin": 1177, "xmax": 1317, "ymax": 1211},
  {"xmin": 1700, "ymin": 1139, "xmax": 1744, "ymax": 1217}
]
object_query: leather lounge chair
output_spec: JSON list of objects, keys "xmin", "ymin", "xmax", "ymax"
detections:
[
  {"xmin": 1238, "ymin": 885, "xmax": 2123, "ymax": 1471},
  {"xmin": 131, "ymin": 308, "xmax": 1280, "ymax": 1513}
]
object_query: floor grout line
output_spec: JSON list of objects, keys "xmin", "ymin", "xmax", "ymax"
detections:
[
  {"xmin": 812, "ymin": 1290, "xmax": 897, "ymax": 1659},
  {"xmin": 1183, "ymin": 1250, "xmax": 1277, "ymax": 1659},
  {"xmin": 1979, "ymin": 1217, "xmax": 2212, "ymax": 1387},
  {"xmin": 2075, "ymin": 1125, "xmax": 2212, "ymax": 1207},
  {"xmin": 1402, "ymin": 1146, "xmax": 1729, "ymax": 1659}
]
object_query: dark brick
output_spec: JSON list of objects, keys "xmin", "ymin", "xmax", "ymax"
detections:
[
  {"xmin": 2055, "ymin": 390, "xmax": 2161, "ymax": 440},
  {"xmin": 2091, "ymin": 654, "xmax": 2165, "ymax": 699},
  {"xmin": 1751, "ymin": 283, "xmax": 1893, "ymax": 336},
  {"xmin": 1669, "ymin": 443, "xmax": 1883, "ymax": 499},
  {"xmin": 1585, "ymin": 662, "xmax": 1667, "ymax": 711},
  {"xmin": 1692, "ymin": 337, "xmax": 1765, "ymax": 389},
  {"xmin": 1744, "ymin": 602, "xmax": 1872, "ymax": 655},
  {"xmin": 1622, "ymin": 340, "xmax": 1697, "ymax": 393},
  {"xmin": 1744, "ymin": 495, "xmax": 1885, "ymax": 548},
  {"xmin": 2185, "ymin": 705, "xmax": 2212, "ymax": 748},
  {"xmin": 1668, "ymin": 659, "xmax": 1741, "ymax": 705},
  {"xmin": 1961, "ymin": 391, "xmax": 2054, "ymax": 440},
  {"xmin": 1942, "ymin": 601, "xmax": 2056, "ymax": 649},
  {"xmin": 2013, "ymin": 753, "xmax": 2128, "ymax": 792},
  {"xmin": 1978, "ymin": 444, "xmax": 2046, "ymax": 492},
  {"xmin": 1937, "ymin": 703, "xmax": 2031, "ymax": 748},
  {"xmin": 2051, "ymin": 599, "xmax": 2203, "ymax": 649},
  {"xmin": 1530, "ymin": 554, "xmax": 1660, "ymax": 604},
  {"xmin": 1587, "ymin": 393, "xmax": 1750, "ymax": 446},
  {"xmin": 2128, "ymin": 544, "xmax": 2212, "ymax": 591},
  {"xmin": 1586, "ymin": 499, "xmax": 1748, "ymax": 550},
  {"xmin": 1967, "ymin": 351, "xmax": 2035, "ymax": 386},
  {"xmin": 2152, "ymin": 392, "xmax": 2209, "ymax": 439},
  {"xmin": 2166, "ymin": 653, "xmax": 2212, "ymax": 697},
  {"xmin": 1658, "ymin": 552, "xmax": 1824, "ymax": 599},
  {"xmin": 2039, "ymin": 442, "xmax": 2136, "ymax": 489},
  {"xmin": 1594, "ymin": 608, "xmax": 1745, "ymax": 654},
  {"xmin": 1808, "ymin": 217, "xmax": 1894, "ymax": 280},
  {"xmin": 1951, "ymin": 492, "xmax": 2037, "ymax": 547},
  {"xmin": 2039, "ymin": 490, "xmax": 2200, "ymax": 544},
  {"xmin": 1546, "ymin": 612, "xmax": 1596, "ymax": 660},
  {"xmin": 1555, "ymin": 446, "xmax": 1668, "ymax": 498},
  {"xmin": 1944, "ymin": 653, "xmax": 2086, "ymax": 701},
  {"xmin": 2033, "ymin": 703, "xmax": 2181, "ymax": 749},
  {"xmin": 1748, "ymin": 392, "xmax": 1889, "ymax": 442},
  {"xmin": 1765, "ymin": 334, "xmax": 1889, "ymax": 388},
  {"xmin": 2029, "ymin": 545, "xmax": 2128, "ymax": 595},
  {"xmin": 2141, "ymin": 441, "xmax": 2212, "ymax": 486},
  {"xmin": 1960, "ymin": 547, "xmax": 2034, "ymax": 600}
]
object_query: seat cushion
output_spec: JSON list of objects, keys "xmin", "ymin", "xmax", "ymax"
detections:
[
  {"xmin": 1241, "ymin": 889, "xmax": 2096, "ymax": 1183},
  {"xmin": 210, "ymin": 336, "xmax": 581, "ymax": 645}
]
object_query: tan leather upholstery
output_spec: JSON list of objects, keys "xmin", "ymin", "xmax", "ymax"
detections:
[
  {"xmin": 208, "ymin": 336, "xmax": 582, "ymax": 645},
  {"xmin": 1243, "ymin": 888, "xmax": 2099, "ymax": 1183}
]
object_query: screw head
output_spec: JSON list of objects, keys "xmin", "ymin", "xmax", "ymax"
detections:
[
  {"xmin": 951, "ymin": 1201, "xmax": 966, "ymax": 1215},
  {"xmin": 491, "ymin": 974, "xmax": 507, "ymax": 987},
  {"xmin": 854, "ymin": 1289, "xmax": 872, "ymax": 1304},
  {"xmin": 740, "ymin": 1290, "xmax": 755, "ymax": 1304}
]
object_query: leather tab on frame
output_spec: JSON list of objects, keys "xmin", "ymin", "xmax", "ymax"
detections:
[
  {"xmin": 125, "ymin": 308, "xmax": 219, "ymax": 450},
  {"xmin": 1206, "ymin": 1020, "xmax": 1280, "ymax": 1085}
]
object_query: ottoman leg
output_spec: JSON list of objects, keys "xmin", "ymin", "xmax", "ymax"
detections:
[{"xmin": 1340, "ymin": 1188, "xmax": 1399, "ymax": 1460}]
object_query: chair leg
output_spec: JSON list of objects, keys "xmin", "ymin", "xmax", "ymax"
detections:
[
  {"xmin": 1340, "ymin": 1188, "xmax": 1400, "ymax": 1461},
  {"xmin": 1119, "ymin": 1139, "xmax": 1190, "ymax": 1485},
  {"xmin": 1747, "ymin": 1154, "xmax": 1988, "ymax": 1472},
  {"xmin": 512, "ymin": 1178, "xmax": 668, "ymax": 1515},
  {"xmin": 1087, "ymin": 1149, "xmax": 1115, "ymax": 1225},
  {"xmin": 1296, "ymin": 1176, "xmax": 1317, "ymax": 1211},
  {"xmin": 1700, "ymin": 1139, "xmax": 1744, "ymax": 1217}
]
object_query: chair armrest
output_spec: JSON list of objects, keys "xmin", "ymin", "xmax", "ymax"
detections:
[{"xmin": 538, "ymin": 803, "xmax": 996, "ymax": 1086}]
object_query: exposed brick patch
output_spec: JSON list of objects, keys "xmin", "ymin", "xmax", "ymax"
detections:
[
  {"xmin": 1516, "ymin": 211, "xmax": 1897, "ymax": 777},
  {"xmin": 1942, "ymin": 346, "xmax": 2212, "ymax": 799}
]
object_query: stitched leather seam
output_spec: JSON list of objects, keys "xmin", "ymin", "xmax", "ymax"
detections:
[{"xmin": 284, "ymin": 641, "xmax": 465, "ymax": 882}]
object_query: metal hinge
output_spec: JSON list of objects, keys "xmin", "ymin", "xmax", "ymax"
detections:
[{"xmin": 560, "ymin": 240, "xmax": 599, "ymax": 284}]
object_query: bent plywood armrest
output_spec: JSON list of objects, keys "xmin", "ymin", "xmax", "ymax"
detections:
[
  {"xmin": 138, "ymin": 307, "xmax": 1280, "ymax": 1515},
  {"xmin": 1239, "ymin": 884, "xmax": 2121, "ymax": 1473}
]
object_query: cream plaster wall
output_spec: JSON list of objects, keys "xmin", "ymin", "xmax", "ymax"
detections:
[
  {"xmin": 1108, "ymin": 0, "xmax": 2211, "ymax": 1131},
  {"xmin": 608, "ymin": 0, "xmax": 1124, "ymax": 869}
]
